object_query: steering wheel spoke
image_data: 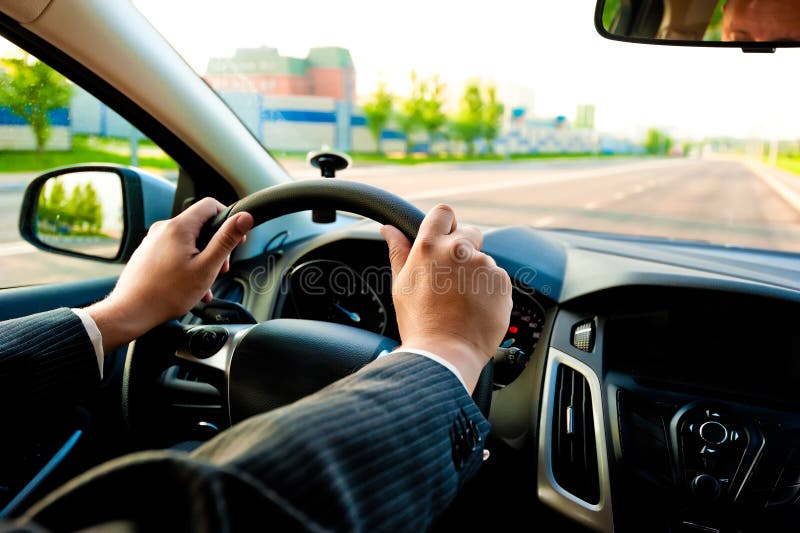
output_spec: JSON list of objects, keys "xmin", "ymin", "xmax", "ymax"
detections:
[{"xmin": 175, "ymin": 324, "xmax": 254, "ymax": 373}]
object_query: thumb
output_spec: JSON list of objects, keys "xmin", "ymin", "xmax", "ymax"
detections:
[
  {"xmin": 380, "ymin": 225, "xmax": 411, "ymax": 278},
  {"xmin": 200, "ymin": 212, "xmax": 254, "ymax": 268}
]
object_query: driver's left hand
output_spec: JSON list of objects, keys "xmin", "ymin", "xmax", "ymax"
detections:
[{"xmin": 86, "ymin": 198, "xmax": 253, "ymax": 353}]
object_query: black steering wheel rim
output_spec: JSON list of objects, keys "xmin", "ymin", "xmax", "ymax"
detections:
[
  {"xmin": 123, "ymin": 179, "xmax": 493, "ymax": 434},
  {"xmin": 198, "ymin": 178, "xmax": 426, "ymax": 250}
]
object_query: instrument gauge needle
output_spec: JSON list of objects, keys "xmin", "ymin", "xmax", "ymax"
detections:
[{"xmin": 334, "ymin": 302, "xmax": 361, "ymax": 323}]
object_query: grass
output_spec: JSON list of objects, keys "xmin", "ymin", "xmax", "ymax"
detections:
[
  {"xmin": 0, "ymin": 134, "xmax": 632, "ymax": 174},
  {"xmin": 0, "ymin": 134, "xmax": 177, "ymax": 173},
  {"xmin": 270, "ymin": 150, "xmax": 633, "ymax": 166},
  {"xmin": 776, "ymin": 156, "xmax": 800, "ymax": 176}
]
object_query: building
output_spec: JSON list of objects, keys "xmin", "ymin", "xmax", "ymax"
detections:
[
  {"xmin": 575, "ymin": 104, "xmax": 596, "ymax": 130},
  {"xmin": 204, "ymin": 46, "xmax": 355, "ymax": 102}
]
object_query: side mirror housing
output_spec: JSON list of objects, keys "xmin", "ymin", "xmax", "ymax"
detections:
[{"xmin": 19, "ymin": 164, "xmax": 176, "ymax": 263}]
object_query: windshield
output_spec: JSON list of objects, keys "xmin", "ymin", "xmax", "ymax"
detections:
[{"xmin": 136, "ymin": 0, "xmax": 800, "ymax": 253}]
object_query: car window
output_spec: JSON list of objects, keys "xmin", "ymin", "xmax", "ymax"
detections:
[
  {"xmin": 0, "ymin": 38, "xmax": 177, "ymax": 288},
  {"xmin": 138, "ymin": 0, "xmax": 800, "ymax": 255}
]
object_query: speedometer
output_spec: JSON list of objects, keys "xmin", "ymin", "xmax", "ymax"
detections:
[
  {"xmin": 501, "ymin": 289, "xmax": 546, "ymax": 356},
  {"xmin": 284, "ymin": 259, "xmax": 388, "ymax": 335}
]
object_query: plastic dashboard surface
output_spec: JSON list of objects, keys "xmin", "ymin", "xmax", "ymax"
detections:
[{"xmin": 235, "ymin": 220, "xmax": 800, "ymax": 532}]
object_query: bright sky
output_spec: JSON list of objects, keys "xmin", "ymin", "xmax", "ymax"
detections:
[{"xmin": 37, "ymin": 1, "xmax": 800, "ymax": 140}]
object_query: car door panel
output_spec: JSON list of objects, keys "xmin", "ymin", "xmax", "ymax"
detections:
[{"xmin": 0, "ymin": 276, "xmax": 117, "ymax": 321}]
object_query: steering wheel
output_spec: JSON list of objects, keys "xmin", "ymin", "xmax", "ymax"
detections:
[{"xmin": 122, "ymin": 178, "xmax": 494, "ymax": 433}]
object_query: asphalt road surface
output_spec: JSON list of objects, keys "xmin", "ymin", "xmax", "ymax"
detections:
[{"xmin": 2, "ymin": 157, "xmax": 800, "ymax": 288}]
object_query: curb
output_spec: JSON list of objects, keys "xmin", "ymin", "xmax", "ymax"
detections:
[{"xmin": 746, "ymin": 161, "xmax": 800, "ymax": 214}]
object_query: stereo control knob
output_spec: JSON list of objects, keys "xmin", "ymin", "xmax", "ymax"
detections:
[
  {"xmin": 699, "ymin": 420, "xmax": 728, "ymax": 445},
  {"xmin": 691, "ymin": 474, "xmax": 721, "ymax": 502}
]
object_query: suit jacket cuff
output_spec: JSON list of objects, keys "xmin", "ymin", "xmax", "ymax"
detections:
[{"xmin": 70, "ymin": 308, "xmax": 104, "ymax": 379}]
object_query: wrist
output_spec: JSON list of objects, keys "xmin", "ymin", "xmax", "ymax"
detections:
[
  {"xmin": 86, "ymin": 295, "xmax": 152, "ymax": 354},
  {"xmin": 399, "ymin": 334, "xmax": 489, "ymax": 393}
]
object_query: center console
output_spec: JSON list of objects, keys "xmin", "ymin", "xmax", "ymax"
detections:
[{"xmin": 544, "ymin": 288, "xmax": 800, "ymax": 532}]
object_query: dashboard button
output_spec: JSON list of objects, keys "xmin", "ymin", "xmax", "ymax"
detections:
[
  {"xmin": 691, "ymin": 473, "xmax": 721, "ymax": 502},
  {"xmin": 699, "ymin": 421, "xmax": 728, "ymax": 446}
]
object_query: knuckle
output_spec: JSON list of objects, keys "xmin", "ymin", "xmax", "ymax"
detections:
[
  {"xmin": 449, "ymin": 239, "xmax": 473, "ymax": 262},
  {"xmin": 218, "ymin": 231, "xmax": 238, "ymax": 250},
  {"xmin": 462, "ymin": 224, "xmax": 480, "ymax": 236},
  {"xmin": 147, "ymin": 220, "xmax": 165, "ymax": 234},
  {"xmin": 388, "ymin": 246, "xmax": 404, "ymax": 264},
  {"xmin": 416, "ymin": 235, "xmax": 437, "ymax": 253},
  {"xmin": 475, "ymin": 251, "xmax": 495, "ymax": 266}
]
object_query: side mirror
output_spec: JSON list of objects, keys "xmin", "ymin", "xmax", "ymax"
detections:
[{"xmin": 19, "ymin": 164, "xmax": 176, "ymax": 263}]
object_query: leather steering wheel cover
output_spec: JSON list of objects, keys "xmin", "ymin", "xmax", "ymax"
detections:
[{"xmin": 200, "ymin": 179, "xmax": 425, "ymax": 248}]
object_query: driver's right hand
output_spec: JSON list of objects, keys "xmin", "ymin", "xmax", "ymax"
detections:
[{"xmin": 382, "ymin": 204, "xmax": 513, "ymax": 393}]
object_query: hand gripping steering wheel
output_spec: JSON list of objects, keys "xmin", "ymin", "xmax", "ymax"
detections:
[{"xmin": 123, "ymin": 179, "xmax": 493, "ymax": 432}]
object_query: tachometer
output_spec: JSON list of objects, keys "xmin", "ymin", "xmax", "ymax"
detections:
[
  {"xmin": 284, "ymin": 259, "xmax": 388, "ymax": 335},
  {"xmin": 501, "ymin": 289, "xmax": 546, "ymax": 356}
]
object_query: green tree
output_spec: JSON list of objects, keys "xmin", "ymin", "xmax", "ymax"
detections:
[
  {"xmin": 396, "ymin": 71, "xmax": 425, "ymax": 154},
  {"xmin": 482, "ymin": 85, "xmax": 504, "ymax": 154},
  {"xmin": 64, "ymin": 182, "xmax": 84, "ymax": 228},
  {"xmin": 0, "ymin": 57, "xmax": 71, "ymax": 152},
  {"xmin": 602, "ymin": 0, "xmax": 622, "ymax": 31},
  {"xmin": 362, "ymin": 81, "xmax": 394, "ymax": 155},
  {"xmin": 644, "ymin": 128, "xmax": 674, "ymax": 155},
  {"xmin": 450, "ymin": 81, "xmax": 484, "ymax": 156},
  {"xmin": 419, "ymin": 74, "xmax": 446, "ymax": 155},
  {"xmin": 79, "ymin": 182, "xmax": 103, "ymax": 232},
  {"xmin": 48, "ymin": 179, "xmax": 67, "ymax": 210}
]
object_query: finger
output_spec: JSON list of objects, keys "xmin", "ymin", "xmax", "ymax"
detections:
[
  {"xmin": 199, "ymin": 212, "xmax": 254, "ymax": 270},
  {"xmin": 380, "ymin": 225, "xmax": 412, "ymax": 278},
  {"xmin": 201, "ymin": 289, "xmax": 213, "ymax": 303},
  {"xmin": 178, "ymin": 197, "xmax": 227, "ymax": 233},
  {"xmin": 452, "ymin": 224, "xmax": 483, "ymax": 250},
  {"xmin": 219, "ymin": 256, "xmax": 230, "ymax": 274},
  {"xmin": 417, "ymin": 204, "xmax": 457, "ymax": 240}
]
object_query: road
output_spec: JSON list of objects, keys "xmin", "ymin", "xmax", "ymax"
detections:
[{"xmin": 3, "ymin": 157, "xmax": 800, "ymax": 288}]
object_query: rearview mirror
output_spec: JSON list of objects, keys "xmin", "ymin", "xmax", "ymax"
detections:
[
  {"xmin": 595, "ymin": 0, "xmax": 800, "ymax": 51},
  {"xmin": 19, "ymin": 165, "xmax": 176, "ymax": 263}
]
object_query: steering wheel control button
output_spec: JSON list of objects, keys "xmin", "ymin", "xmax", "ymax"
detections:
[
  {"xmin": 699, "ymin": 421, "xmax": 729, "ymax": 446},
  {"xmin": 691, "ymin": 474, "xmax": 721, "ymax": 502},
  {"xmin": 188, "ymin": 327, "xmax": 229, "ymax": 359},
  {"xmin": 700, "ymin": 446, "xmax": 719, "ymax": 457}
]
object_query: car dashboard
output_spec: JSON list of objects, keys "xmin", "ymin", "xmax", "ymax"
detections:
[{"xmin": 169, "ymin": 219, "xmax": 800, "ymax": 533}]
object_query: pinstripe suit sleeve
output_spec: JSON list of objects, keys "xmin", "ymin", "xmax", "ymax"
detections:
[
  {"xmin": 195, "ymin": 351, "xmax": 491, "ymax": 530},
  {"xmin": 0, "ymin": 308, "xmax": 100, "ymax": 410},
  {"xmin": 23, "ymin": 352, "xmax": 489, "ymax": 532}
]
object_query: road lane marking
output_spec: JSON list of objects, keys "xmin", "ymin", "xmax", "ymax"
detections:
[
  {"xmin": 584, "ymin": 201, "xmax": 599, "ymax": 210},
  {"xmin": 0, "ymin": 241, "xmax": 37, "ymax": 257},
  {"xmin": 746, "ymin": 161, "xmax": 800, "ymax": 214},
  {"xmin": 404, "ymin": 159, "xmax": 681, "ymax": 200}
]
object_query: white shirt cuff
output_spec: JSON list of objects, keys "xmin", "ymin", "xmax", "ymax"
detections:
[
  {"xmin": 71, "ymin": 308, "xmax": 104, "ymax": 379},
  {"xmin": 383, "ymin": 348, "xmax": 468, "ymax": 393}
]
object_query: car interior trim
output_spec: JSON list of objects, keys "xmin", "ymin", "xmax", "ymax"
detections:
[{"xmin": 538, "ymin": 347, "xmax": 614, "ymax": 532}]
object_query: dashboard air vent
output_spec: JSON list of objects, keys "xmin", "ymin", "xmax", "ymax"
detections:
[
  {"xmin": 552, "ymin": 364, "xmax": 600, "ymax": 504},
  {"xmin": 571, "ymin": 319, "xmax": 595, "ymax": 352}
]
